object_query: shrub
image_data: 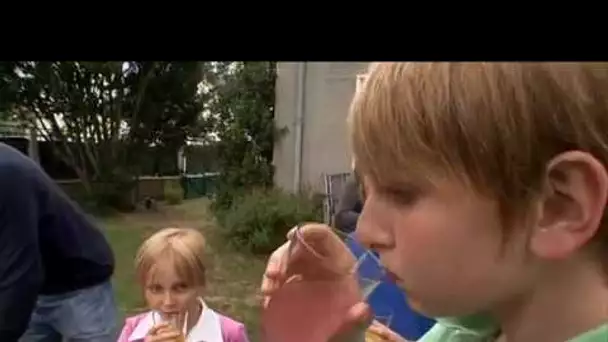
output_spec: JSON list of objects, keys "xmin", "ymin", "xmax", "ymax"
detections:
[
  {"xmin": 215, "ymin": 187, "xmax": 323, "ymax": 255},
  {"xmin": 164, "ymin": 179, "xmax": 184, "ymax": 205}
]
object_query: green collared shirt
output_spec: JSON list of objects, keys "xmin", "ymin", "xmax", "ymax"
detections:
[
  {"xmin": 571, "ymin": 325, "xmax": 608, "ymax": 342},
  {"xmin": 418, "ymin": 315, "xmax": 608, "ymax": 342}
]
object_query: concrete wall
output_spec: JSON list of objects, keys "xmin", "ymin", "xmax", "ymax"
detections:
[{"xmin": 273, "ymin": 62, "xmax": 369, "ymax": 193}]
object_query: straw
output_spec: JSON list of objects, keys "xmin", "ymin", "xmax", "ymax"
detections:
[{"xmin": 182, "ymin": 311, "xmax": 189, "ymax": 337}]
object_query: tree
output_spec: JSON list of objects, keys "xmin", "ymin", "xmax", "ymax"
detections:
[
  {"xmin": 203, "ymin": 61, "xmax": 283, "ymax": 209},
  {"xmin": 0, "ymin": 61, "xmax": 206, "ymax": 210},
  {"xmin": 0, "ymin": 62, "xmax": 19, "ymax": 120}
]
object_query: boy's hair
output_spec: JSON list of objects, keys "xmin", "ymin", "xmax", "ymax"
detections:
[
  {"xmin": 348, "ymin": 62, "xmax": 608, "ymax": 247},
  {"xmin": 135, "ymin": 227, "xmax": 207, "ymax": 287}
]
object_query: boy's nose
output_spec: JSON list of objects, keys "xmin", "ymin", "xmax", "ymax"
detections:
[{"xmin": 355, "ymin": 199, "xmax": 392, "ymax": 250}]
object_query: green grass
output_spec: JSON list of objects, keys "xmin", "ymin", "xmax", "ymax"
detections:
[{"xmin": 101, "ymin": 198, "xmax": 266, "ymax": 342}]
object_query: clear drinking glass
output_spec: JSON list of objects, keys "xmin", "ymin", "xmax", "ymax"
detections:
[
  {"xmin": 151, "ymin": 311, "xmax": 187, "ymax": 342},
  {"xmin": 365, "ymin": 312, "xmax": 394, "ymax": 342},
  {"xmin": 262, "ymin": 224, "xmax": 388, "ymax": 342}
]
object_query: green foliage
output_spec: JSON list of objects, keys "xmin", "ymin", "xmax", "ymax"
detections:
[
  {"xmin": 0, "ymin": 61, "xmax": 207, "ymax": 210},
  {"xmin": 164, "ymin": 179, "xmax": 184, "ymax": 205},
  {"xmin": 202, "ymin": 62, "xmax": 284, "ymax": 210},
  {"xmin": 201, "ymin": 62, "xmax": 299, "ymax": 255},
  {"xmin": 215, "ymin": 188, "xmax": 323, "ymax": 255},
  {"xmin": 1, "ymin": 61, "xmax": 280, "ymax": 214}
]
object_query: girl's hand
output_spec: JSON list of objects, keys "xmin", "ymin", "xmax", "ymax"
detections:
[
  {"xmin": 366, "ymin": 320, "xmax": 411, "ymax": 342},
  {"xmin": 144, "ymin": 323, "xmax": 182, "ymax": 342}
]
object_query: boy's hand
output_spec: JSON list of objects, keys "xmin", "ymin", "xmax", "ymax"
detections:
[
  {"xmin": 260, "ymin": 223, "xmax": 372, "ymax": 341},
  {"xmin": 365, "ymin": 320, "xmax": 411, "ymax": 341},
  {"xmin": 144, "ymin": 323, "xmax": 182, "ymax": 342},
  {"xmin": 261, "ymin": 223, "xmax": 359, "ymax": 301}
]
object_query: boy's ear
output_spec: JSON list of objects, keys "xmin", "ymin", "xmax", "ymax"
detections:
[{"xmin": 530, "ymin": 151, "xmax": 608, "ymax": 260}]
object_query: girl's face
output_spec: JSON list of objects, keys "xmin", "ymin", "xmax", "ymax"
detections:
[{"xmin": 144, "ymin": 258, "xmax": 202, "ymax": 320}]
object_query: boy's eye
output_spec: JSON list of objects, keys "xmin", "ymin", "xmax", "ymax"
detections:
[{"xmin": 383, "ymin": 187, "xmax": 420, "ymax": 205}]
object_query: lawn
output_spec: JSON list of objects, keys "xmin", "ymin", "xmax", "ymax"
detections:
[{"xmin": 101, "ymin": 198, "xmax": 266, "ymax": 342}]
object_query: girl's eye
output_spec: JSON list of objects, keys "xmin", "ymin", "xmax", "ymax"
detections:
[
  {"xmin": 174, "ymin": 283, "xmax": 189, "ymax": 292},
  {"xmin": 148, "ymin": 284, "xmax": 163, "ymax": 293}
]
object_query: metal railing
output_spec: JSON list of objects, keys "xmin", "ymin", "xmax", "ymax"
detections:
[{"xmin": 322, "ymin": 172, "xmax": 351, "ymax": 224}]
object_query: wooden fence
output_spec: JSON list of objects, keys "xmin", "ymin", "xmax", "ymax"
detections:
[{"xmin": 56, "ymin": 173, "xmax": 219, "ymax": 203}]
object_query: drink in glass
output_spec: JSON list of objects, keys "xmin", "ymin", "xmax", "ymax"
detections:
[
  {"xmin": 364, "ymin": 314, "xmax": 394, "ymax": 342},
  {"xmin": 152, "ymin": 311, "xmax": 187, "ymax": 342}
]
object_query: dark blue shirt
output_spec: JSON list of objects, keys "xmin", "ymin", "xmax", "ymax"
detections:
[{"xmin": 0, "ymin": 143, "xmax": 115, "ymax": 341}]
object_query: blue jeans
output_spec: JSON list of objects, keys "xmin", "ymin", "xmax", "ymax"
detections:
[{"xmin": 19, "ymin": 280, "xmax": 117, "ymax": 342}]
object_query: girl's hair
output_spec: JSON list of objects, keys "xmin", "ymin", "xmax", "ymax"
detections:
[{"xmin": 134, "ymin": 227, "xmax": 207, "ymax": 287}]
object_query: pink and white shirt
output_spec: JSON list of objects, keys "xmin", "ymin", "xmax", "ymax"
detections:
[{"xmin": 117, "ymin": 298, "xmax": 249, "ymax": 342}]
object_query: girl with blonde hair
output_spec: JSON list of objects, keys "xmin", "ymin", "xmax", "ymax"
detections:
[{"xmin": 117, "ymin": 227, "xmax": 249, "ymax": 342}]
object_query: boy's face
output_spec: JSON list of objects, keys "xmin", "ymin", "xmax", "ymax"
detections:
[
  {"xmin": 355, "ymin": 175, "xmax": 536, "ymax": 317},
  {"xmin": 355, "ymin": 150, "xmax": 608, "ymax": 323}
]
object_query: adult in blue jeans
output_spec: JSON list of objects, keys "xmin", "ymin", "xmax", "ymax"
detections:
[
  {"xmin": 335, "ymin": 173, "xmax": 435, "ymax": 340},
  {"xmin": 0, "ymin": 143, "xmax": 117, "ymax": 342}
]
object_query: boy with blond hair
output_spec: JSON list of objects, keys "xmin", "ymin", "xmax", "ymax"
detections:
[{"xmin": 262, "ymin": 62, "xmax": 608, "ymax": 342}]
